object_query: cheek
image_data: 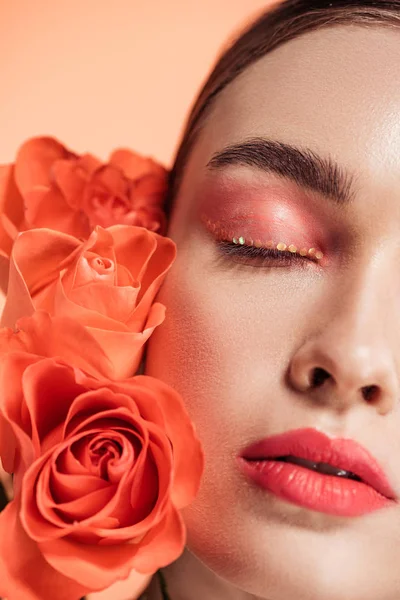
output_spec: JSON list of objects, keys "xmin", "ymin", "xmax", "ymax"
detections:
[
  {"xmin": 144, "ymin": 240, "xmax": 335, "ymax": 583},
  {"xmin": 145, "ymin": 238, "xmax": 310, "ymax": 443},
  {"xmin": 145, "ymin": 256, "xmax": 239, "ymax": 436}
]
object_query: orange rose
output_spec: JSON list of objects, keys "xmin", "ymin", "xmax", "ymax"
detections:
[
  {"xmin": 0, "ymin": 353, "xmax": 203, "ymax": 600},
  {"xmin": 1, "ymin": 225, "xmax": 176, "ymax": 379},
  {"xmin": 0, "ymin": 137, "xmax": 168, "ymax": 256}
]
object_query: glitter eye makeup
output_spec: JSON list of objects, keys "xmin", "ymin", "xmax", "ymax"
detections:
[
  {"xmin": 201, "ymin": 213, "xmax": 325, "ymax": 268},
  {"xmin": 196, "ymin": 173, "xmax": 332, "ymax": 270},
  {"xmin": 229, "ymin": 236, "xmax": 324, "ymax": 261}
]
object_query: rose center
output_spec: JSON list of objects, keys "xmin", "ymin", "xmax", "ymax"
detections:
[
  {"xmin": 90, "ymin": 256, "xmax": 113, "ymax": 274},
  {"xmin": 89, "ymin": 438, "xmax": 123, "ymax": 480}
]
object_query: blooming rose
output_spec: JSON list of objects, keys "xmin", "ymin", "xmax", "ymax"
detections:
[
  {"xmin": 0, "ymin": 137, "xmax": 168, "ymax": 257},
  {"xmin": 0, "ymin": 353, "xmax": 203, "ymax": 600},
  {"xmin": 1, "ymin": 225, "xmax": 176, "ymax": 379}
]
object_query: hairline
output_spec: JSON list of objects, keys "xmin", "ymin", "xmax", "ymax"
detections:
[{"xmin": 165, "ymin": 3, "xmax": 400, "ymax": 216}]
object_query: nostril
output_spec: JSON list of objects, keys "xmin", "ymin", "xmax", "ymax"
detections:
[
  {"xmin": 362, "ymin": 385, "xmax": 379, "ymax": 402},
  {"xmin": 311, "ymin": 367, "xmax": 330, "ymax": 388}
]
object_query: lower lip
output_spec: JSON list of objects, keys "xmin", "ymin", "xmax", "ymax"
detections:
[{"xmin": 238, "ymin": 458, "xmax": 393, "ymax": 517}]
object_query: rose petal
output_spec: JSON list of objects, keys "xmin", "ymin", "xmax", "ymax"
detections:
[
  {"xmin": 0, "ymin": 251, "xmax": 10, "ymax": 313},
  {"xmin": 125, "ymin": 297, "xmax": 165, "ymax": 333},
  {"xmin": 52, "ymin": 485, "xmax": 116, "ymax": 522},
  {"xmin": 52, "ymin": 471, "xmax": 109, "ymax": 502},
  {"xmin": 0, "ymin": 501, "xmax": 88, "ymax": 600},
  {"xmin": 86, "ymin": 430, "xmax": 173, "ymax": 543},
  {"xmin": 134, "ymin": 239, "xmax": 176, "ymax": 310},
  {"xmin": 39, "ymin": 536, "xmax": 142, "ymax": 590},
  {"xmin": 109, "ymin": 225, "xmax": 175, "ymax": 288},
  {"xmin": 0, "ymin": 409, "xmax": 18, "ymax": 474},
  {"xmin": 0, "ymin": 458, "xmax": 13, "ymax": 500},
  {"xmin": 109, "ymin": 149, "xmax": 167, "ymax": 182},
  {"xmin": 1, "ymin": 213, "xmax": 21, "ymax": 246},
  {"xmin": 63, "ymin": 386, "xmax": 142, "ymax": 437},
  {"xmin": 24, "ymin": 186, "xmax": 91, "ymax": 238},
  {"xmin": 77, "ymin": 153, "xmax": 104, "ymax": 176},
  {"xmin": 0, "ymin": 353, "xmax": 41, "ymax": 481},
  {"xmin": 73, "ymin": 254, "xmax": 116, "ymax": 287},
  {"xmin": 0, "ymin": 248, "xmax": 36, "ymax": 328},
  {"xmin": 14, "ymin": 137, "xmax": 76, "ymax": 195},
  {"xmin": 129, "ymin": 505, "xmax": 185, "ymax": 573},
  {"xmin": 130, "ymin": 376, "xmax": 204, "ymax": 509},
  {"xmin": 0, "ymin": 311, "xmax": 115, "ymax": 381},
  {"xmin": 125, "ymin": 205, "xmax": 166, "ymax": 235},
  {"xmin": 52, "ymin": 154, "xmax": 101, "ymax": 211},
  {"xmin": 86, "ymin": 303, "xmax": 165, "ymax": 379},
  {"xmin": 0, "ymin": 164, "xmax": 24, "ymax": 225},
  {"xmin": 86, "ymin": 569, "xmax": 151, "ymax": 600},
  {"xmin": 106, "ymin": 226, "xmax": 176, "ymax": 328},
  {"xmin": 81, "ymin": 227, "xmax": 116, "ymax": 262},
  {"xmin": 88, "ymin": 164, "xmax": 130, "ymax": 199},
  {"xmin": 134, "ymin": 172, "xmax": 167, "ymax": 198},
  {"xmin": 57, "ymin": 443, "xmax": 91, "ymax": 476},
  {"xmin": 0, "ymin": 164, "xmax": 25, "ymax": 255},
  {"xmin": 21, "ymin": 358, "xmax": 84, "ymax": 452},
  {"xmin": 6, "ymin": 228, "xmax": 80, "ymax": 303},
  {"xmin": 28, "ymin": 453, "xmax": 120, "ymax": 543},
  {"xmin": 51, "ymin": 160, "xmax": 86, "ymax": 210},
  {"xmin": 116, "ymin": 262, "xmax": 135, "ymax": 286},
  {"xmin": 54, "ymin": 279, "xmax": 140, "ymax": 331},
  {"xmin": 21, "ymin": 436, "xmax": 112, "ymax": 542}
]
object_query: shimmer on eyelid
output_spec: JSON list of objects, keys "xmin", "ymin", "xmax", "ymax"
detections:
[
  {"xmin": 201, "ymin": 214, "xmax": 324, "ymax": 259},
  {"xmin": 197, "ymin": 177, "xmax": 327, "ymax": 252}
]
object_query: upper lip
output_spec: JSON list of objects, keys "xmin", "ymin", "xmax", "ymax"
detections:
[{"xmin": 240, "ymin": 427, "xmax": 397, "ymax": 500}]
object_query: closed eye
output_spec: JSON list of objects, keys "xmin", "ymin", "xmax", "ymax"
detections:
[{"xmin": 215, "ymin": 240, "xmax": 319, "ymax": 269}]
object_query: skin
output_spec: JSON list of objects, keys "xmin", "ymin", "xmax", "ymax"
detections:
[{"xmin": 144, "ymin": 24, "xmax": 400, "ymax": 600}]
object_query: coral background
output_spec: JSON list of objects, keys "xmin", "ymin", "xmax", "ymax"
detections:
[
  {"xmin": 0, "ymin": 1, "xmax": 274, "ymax": 598},
  {"xmin": 1, "ymin": 0, "xmax": 272, "ymax": 168}
]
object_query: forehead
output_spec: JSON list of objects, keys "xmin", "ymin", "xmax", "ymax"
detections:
[{"xmin": 202, "ymin": 25, "xmax": 400, "ymax": 183}]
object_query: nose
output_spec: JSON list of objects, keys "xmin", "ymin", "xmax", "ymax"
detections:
[{"xmin": 288, "ymin": 278, "xmax": 399, "ymax": 416}]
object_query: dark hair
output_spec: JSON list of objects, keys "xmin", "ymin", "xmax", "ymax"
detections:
[{"xmin": 165, "ymin": 0, "xmax": 400, "ymax": 216}]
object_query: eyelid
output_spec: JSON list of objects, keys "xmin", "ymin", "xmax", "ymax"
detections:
[
  {"xmin": 216, "ymin": 240, "xmax": 315, "ymax": 270},
  {"xmin": 201, "ymin": 214, "xmax": 325, "ymax": 262}
]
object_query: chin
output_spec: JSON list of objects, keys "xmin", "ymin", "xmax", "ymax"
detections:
[{"xmin": 180, "ymin": 478, "xmax": 400, "ymax": 600}]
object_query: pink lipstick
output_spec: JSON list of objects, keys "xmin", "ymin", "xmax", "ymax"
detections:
[{"xmin": 238, "ymin": 428, "xmax": 396, "ymax": 517}]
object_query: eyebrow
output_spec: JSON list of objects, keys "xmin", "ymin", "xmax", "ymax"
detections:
[{"xmin": 207, "ymin": 138, "xmax": 357, "ymax": 206}]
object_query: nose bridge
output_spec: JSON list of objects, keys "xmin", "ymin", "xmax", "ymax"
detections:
[
  {"xmin": 289, "ymin": 258, "xmax": 399, "ymax": 413},
  {"xmin": 330, "ymin": 255, "xmax": 396, "ymax": 353}
]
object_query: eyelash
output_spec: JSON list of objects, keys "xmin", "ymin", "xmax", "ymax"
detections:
[{"xmin": 216, "ymin": 240, "xmax": 319, "ymax": 269}]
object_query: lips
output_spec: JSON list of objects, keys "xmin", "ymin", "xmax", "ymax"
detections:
[{"xmin": 238, "ymin": 428, "xmax": 396, "ymax": 516}]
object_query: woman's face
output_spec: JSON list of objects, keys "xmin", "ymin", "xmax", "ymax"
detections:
[{"xmin": 145, "ymin": 25, "xmax": 400, "ymax": 600}]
